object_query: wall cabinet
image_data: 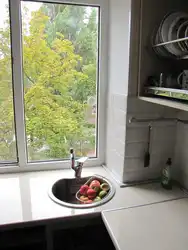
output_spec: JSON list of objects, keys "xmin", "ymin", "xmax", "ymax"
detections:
[{"xmin": 137, "ymin": 0, "xmax": 188, "ymax": 111}]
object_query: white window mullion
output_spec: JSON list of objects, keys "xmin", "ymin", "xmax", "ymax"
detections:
[
  {"xmin": 10, "ymin": 0, "xmax": 27, "ymax": 168},
  {"xmin": 97, "ymin": 0, "xmax": 108, "ymax": 165}
]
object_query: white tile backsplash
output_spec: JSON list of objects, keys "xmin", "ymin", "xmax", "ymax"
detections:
[
  {"xmin": 106, "ymin": 93, "xmax": 177, "ymax": 183},
  {"xmin": 122, "ymin": 95, "xmax": 177, "ymax": 182},
  {"xmin": 126, "ymin": 127, "xmax": 148, "ymax": 142},
  {"xmin": 151, "ymin": 140, "xmax": 175, "ymax": 156},
  {"xmin": 123, "ymin": 168, "xmax": 162, "ymax": 183},
  {"xmin": 114, "ymin": 125, "xmax": 126, "ymax": 143},
  {"xmin": 114, "ymin": 109, "xmax": 126, "ymax": 127},
  {"xmin": 106, "ymin": 148, "xmax": 125, "ymax": 182},
  {"xmin": 112, "ymin": 138, "xmax": 125, "ymax": 157},
  {"xmin": 113, "ymin": 93, "xmax": 127, "ymax": 111},
  {"xmin": 125, "ymin": 142, "xmax": 148, "ymax": 158},
  {"xmin": 124, "ymin": 123, "xmax": 176, "ymax": 181},
  {"xmin": 125, "ymin": 158, "xmax": 144, "ymax": 172},
  {"xmin": 152, "ymin": 125, "xmax": 176, "ymax": 142},
  {"xmin": 106, "ymin": 93, "xmax": 127, "ymax": 183}
]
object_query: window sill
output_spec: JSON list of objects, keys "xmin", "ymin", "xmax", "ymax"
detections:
[{"xmin": 0, "ymin": 158, "xmax": 103, "ymax": 174}]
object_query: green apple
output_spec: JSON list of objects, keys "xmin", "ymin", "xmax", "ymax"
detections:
[
  {"xmin": 100, "ymin": 183, "xmax": 110, "ymax": 192},
  {"xmin": 99, "ymin": 190, "xmax": 107, "ymax": 199}
]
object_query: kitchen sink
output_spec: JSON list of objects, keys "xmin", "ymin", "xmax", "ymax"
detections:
[{"xmin": 48, "ymin": 175, "xmax": 116, "ymax": 208}]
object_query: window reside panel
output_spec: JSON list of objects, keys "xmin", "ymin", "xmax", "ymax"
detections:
[{"xmin": 21, "ymin": 1, "xmax": 99, "ymax": 162}]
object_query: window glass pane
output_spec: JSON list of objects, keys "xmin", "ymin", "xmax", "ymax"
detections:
[
  {"xmin": 21, "ymin": 1, "xmax": 99, "ymax": 162},
  {"xmin": 0, "ymin": 0, "xmax": 17, "ymax": 162}
]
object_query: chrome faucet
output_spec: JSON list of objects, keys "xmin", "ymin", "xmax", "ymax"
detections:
[{"xmin": 70, "ymin": 148, "xmax": 88, "ymax": 178}]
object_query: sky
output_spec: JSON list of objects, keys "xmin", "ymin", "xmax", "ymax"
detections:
[{"xmin": 0, "ymin": 0, "xmax": 41, "ymax": 28}]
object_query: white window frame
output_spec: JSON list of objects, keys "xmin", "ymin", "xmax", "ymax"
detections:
[{"xmin": 0, "ymin": 0, "xmax": 108, "ymax": 173}]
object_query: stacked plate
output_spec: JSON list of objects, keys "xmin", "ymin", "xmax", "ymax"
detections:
[{"xmin": 152, "ymin": 12, "xmax": 188, "ymax": 58}]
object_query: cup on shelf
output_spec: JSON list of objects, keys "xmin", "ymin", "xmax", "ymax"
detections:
[
  {"xmin": 147, "ymin": 72, "xmax": 182, "ymax": 89},
  {"xmin": 158, "ymin": 72, "xmax": 182, "ymax": 89},
  {"xmin": 177, "ymin": 70, "xmax": 188, "ymax": 89}
]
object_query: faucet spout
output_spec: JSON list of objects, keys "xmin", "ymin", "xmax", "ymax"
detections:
[{"xmin": 70, "ymin": 148, "xmax": 88, "ymax": 178}]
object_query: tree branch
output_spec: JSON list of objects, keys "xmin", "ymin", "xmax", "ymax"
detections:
[{"xmin": 24, "ymin": 71, "xmax": 35, "ymax": 84}]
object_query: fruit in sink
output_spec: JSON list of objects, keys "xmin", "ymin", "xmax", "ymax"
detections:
[
  {"xmin": 87, "ymin": 188, "xmax": 97, "ymax": 199},
  {"xmin": 78, "ymin": 178, "xmax": 111, "ymax": 204},
  {"xmin": 80, "ymin": 196, "xmax": 89, "ymax": 202},
  {"xmin": 79, "ymin": 185, "xmax": 89, "ymax": 196},
  {"xmin": 99, "ymin": 190, "xmax": 107, "ymax": 199},
  {"xmin": 94, "ymin": 196, "xmax": 101, "ymax": 202},
  {"xmin": 85, "ymin": 200, "xmax": 93, "ymax": 204},
  {"xmin": 100, "ymin": 183, "xmax": 110, "ymax": 192},
  {"xmin": 89, "ymin": 180, "xmax": 101, "ymax": 192}
]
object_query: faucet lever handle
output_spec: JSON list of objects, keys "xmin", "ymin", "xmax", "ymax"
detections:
[
  {"xmin": 77, "ymin": 157, "xmax": 88, "ymax": 164},
  {"xmin": 70, "ymin": 148, "xmax": 74, "ymax": 154}
]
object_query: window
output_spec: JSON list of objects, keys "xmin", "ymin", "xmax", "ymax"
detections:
[
  {"xmin": 0, "ymin": 0, "xmax": 108, "ymax": 172},
  {"xmin": 21, "ymin": 1, "xmax": 99, "ymax": 162},
  {"xmin": 0, "ymin": 0, "xmax": 17, "ymax": 163}
]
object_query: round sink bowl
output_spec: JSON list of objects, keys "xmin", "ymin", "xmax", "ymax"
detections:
[{"xmin": 48, "ymin": 175, "xmax": 116, "ymax": 209}]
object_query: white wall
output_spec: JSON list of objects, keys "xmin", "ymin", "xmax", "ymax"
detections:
[
  {"xmin": 105, "ymin": 0, "xmax": 131, "ymax": 182},
  {"xmin": 105, "ymin": 0, "xmax": 178, "ymax": 183}
]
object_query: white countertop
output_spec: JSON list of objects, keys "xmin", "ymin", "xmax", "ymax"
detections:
[
  {"xmin": 102, "ymin": 198, "xmax": 188, "ymax": 250},
  {"xmin": 0, "ymin": 166, "xmax": 187, "ymax": 227}
]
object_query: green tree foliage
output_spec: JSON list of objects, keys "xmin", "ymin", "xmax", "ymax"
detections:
[
  {"xmin": 0, "ymin": 3, "xmax": 98, "ymax": 161},
  {"xmin": 0, "ymin": 13, "xmax": 17, "ymax": 161},
  {"xmin": 41, "ymin": 4, "xmax": 98, "ymax": 98},
  {"xmin": 42, "ymin": 5, "xmax": 98, "ymax": 63}
]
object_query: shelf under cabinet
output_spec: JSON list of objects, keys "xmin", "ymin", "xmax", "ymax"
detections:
[
  {"xmin": 139, "ymin": 96, "xmax": 188, "ymax": 111},
  {"xmin": 145, "ymin": 86, "xmax": 188, "ymax": 98}
]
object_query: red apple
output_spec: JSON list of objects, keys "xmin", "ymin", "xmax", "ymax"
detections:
[
  {"xmin": 89, "ymin": 180, "xmax": 101, "ymax": 192},
  {"xmin": 87, "ymin": 188, "xmax": 97, "ymax": 199},
  {"xmin": 79, "ymin": 185, "xmax": 89, "ymax": 196}
]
